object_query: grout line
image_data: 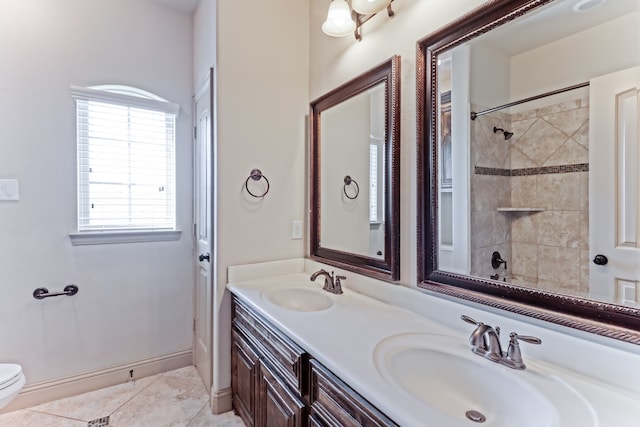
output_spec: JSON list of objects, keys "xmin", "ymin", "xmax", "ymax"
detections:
[
  {"xmin": 24, "ymin": 409, "xmax": 88, "ymax": 423},
  {"xmin": 185, "ymin": 401, "xmax": 210, "ymax": 427},
  {"xmin": 107, "ymin": 373, "xmax": 165, "ymax": 418}
]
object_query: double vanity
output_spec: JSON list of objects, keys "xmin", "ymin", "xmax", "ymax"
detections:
[
  {"xmin": 227, "ymin": 1, "xmax": 640, "ymax": 425},
  {"xmin": 228, "ymin": 259, "xmax": 640, "ymax": 427}
]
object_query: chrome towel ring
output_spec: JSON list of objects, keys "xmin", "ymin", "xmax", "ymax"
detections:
[
  {"xmin": 343, "ymin": 175, "xmax": 360, "ymax": 200},
  {"xmin": 245, "ymin": 168, "xmax": 270, "ymax": 198}
]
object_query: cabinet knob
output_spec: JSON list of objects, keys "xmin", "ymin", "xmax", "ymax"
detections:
[{"xmin": 199, "ymin": 253, "xmax": 210, "ymax": 262}]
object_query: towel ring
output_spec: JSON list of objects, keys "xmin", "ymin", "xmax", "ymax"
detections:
[
  {"xmin": 245, "ymin": 169, "xmax": 270, "ymax": 198},
  {"xmin": 343, "ymin": 175, "xmax": 359, "ymax": 200}
]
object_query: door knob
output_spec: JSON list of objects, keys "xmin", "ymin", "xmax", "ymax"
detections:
[
  {"xmin": 593, "ymin": 254, "xmax": 608, "ymax": 265},
  {"xmin": 198, "ymin": 253, "xmax": 210, "ymax": 262}
]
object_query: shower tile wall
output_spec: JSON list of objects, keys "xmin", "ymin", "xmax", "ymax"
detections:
[
  {"xmin": 511, "ymin": 98, "xmax": 589, "ymax": 297},
  {"xmin": 470, "ymin": 98, "xmax": 589, "ymax": 298},
  {"xmin": 470, "ymin": 107, "xmax": 511, "ymax": 281}
]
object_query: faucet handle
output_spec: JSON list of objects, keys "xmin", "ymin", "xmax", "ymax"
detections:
[
  {"xmin": 510, "ymin": 333, "xmax": 541, "ymax": 345},
  {"xmin": 461, "ymin": 315, "xmax": 480, "ymax": 326},
  {"xmin": 461, "ymin": 315, "xmax": 499, "ymax": 335},
  {"xmin": 335, "ymin": 275, "xmax": 346, "ymax": 284},
  {"xmin": 505, "ymin": 332, "xmax": 541, "ymax": 370}
]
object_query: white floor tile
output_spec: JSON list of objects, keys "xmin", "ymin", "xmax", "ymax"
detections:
[
  {"xmin": 29, "ymin": 375, "xmax": 160, "ymax": 422},
  {"xmin": 0, "ymin": 409, "xmax": 86, "ymax": 427},
  {"xmin": 0, "ymin": 366, "xmax": 245, "ymax": 427}
]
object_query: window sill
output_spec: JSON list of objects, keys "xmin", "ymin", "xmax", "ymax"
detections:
[{"xmin": 69, "ymin": 229, "xmax": 182, "ymax": 246}]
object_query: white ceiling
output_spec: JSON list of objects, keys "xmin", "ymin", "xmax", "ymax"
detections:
[
  {"xmin": 150, "ymin": 0, "xmax": 200, "ymax": 14},
  {"xmin": 472, "ymin": 0, "xmax": 638, "ymax": 56}
]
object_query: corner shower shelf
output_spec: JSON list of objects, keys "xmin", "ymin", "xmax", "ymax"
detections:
[{"xmin": 497, "ymin": 207, "xmax": 545, "ymax": 212}]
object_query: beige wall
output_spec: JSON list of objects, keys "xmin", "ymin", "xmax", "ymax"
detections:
[
  {"xmin": 510, "ymin": 12, "xmax": 640, "ymax": 100},
  {"xmin": 211, "ymin": 0, "xmax": 310, "ymax": 401},
  {"xmin": 321, "ymin": 91, "xmax": 371, "ymax": 256},
  {"xmin": 469, "ymin": 43, "xmax": 511, "ymax": 111}
]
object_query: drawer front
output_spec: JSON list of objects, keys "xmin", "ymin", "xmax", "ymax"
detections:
[
  {"xmin": 309, "ymin": 360, "xmax": 398, "ymax": 427},
  {"xmin": 233, "ymin": 297, "xmax": 308, "ymax": 396}
]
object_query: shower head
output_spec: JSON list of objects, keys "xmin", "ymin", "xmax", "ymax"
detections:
[{"xmin": 493, "ymin": 126, "xmax": 514, "ymax": 141}]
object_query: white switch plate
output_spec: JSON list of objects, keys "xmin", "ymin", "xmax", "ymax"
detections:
[
  {"xmin": 0, "ymin": 179, "xmax": 19, "ymax": 201},
  {"xmin": 292, "ymin": 220, "xmax": 303, "ymax": 239}
]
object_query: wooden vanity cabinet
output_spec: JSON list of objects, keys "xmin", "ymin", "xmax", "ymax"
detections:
[
  {"xmin": 231, "ymin": 296, "xmax": 397, "ymax": 427},
  {"xmin": 308, "ymin": 360, "xmax": 398, "ymax": 427},
  {"xmin": 232, "ymin": 297, "xmax": 308, "ymax": 427}
]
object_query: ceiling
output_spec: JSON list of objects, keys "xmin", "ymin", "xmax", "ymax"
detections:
[
  {"xmin": 473, "ymin": 0, "xmax": 638, "ymax": 56},
  {"xmin": 150, "ymin": 0, "xmax": 200, "ymax": 14}
]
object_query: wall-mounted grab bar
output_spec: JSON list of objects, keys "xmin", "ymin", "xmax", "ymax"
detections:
[{"xmin": 33, "ymin": 285, "xmax": 79, "ymax": 300}]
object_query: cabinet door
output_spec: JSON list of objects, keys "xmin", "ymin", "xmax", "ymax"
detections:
[
  {"xmin": 258, "ymin": 360, "xmax": 307, "ymax": 427},
  {"xmin": 232, "ymin": 328, "xmax": 259, "ymax": 427}
]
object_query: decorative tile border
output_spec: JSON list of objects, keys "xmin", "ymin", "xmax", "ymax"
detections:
[
  {"xmin": 475, "ymin": 167, "xmax": 511, "ymax": 176},
  {"xmin": 475, "ymin": 163, "xmax": 589, "ymax": 177}
]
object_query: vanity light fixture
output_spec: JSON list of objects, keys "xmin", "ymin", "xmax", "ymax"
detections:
[
  {"xmin": 351, "ymin": 0, "xmax": 392, "ymax": 15},
  {"xmin": 322, "ymin": 0, "xmax": 395, "ymax": 41}
]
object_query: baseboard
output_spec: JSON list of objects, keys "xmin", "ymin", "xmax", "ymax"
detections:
[
  {"xmin": 1, "ymin": 349, "xmax": 192, "ymax": 414},
  {"xmin": 211, "ymin": 387, "xmax": 232, "ymax": 414}
]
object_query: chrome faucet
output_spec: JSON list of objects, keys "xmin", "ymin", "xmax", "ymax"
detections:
[
  {"xmin": 461, "ymin": 315, "xmax": 541, "ymax": 369},
  {"xmin": 462, "ymin": 315, "xmax": 503, "ymax": 362},
  {"xmin": 310, "ymin": 269, "xmax": 344, "ymax": 294}
]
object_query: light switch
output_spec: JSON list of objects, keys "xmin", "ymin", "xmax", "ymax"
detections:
[
  {"xmin": 0, "ymin": 179, "xmax": 19, "ymax": 201},
  {"xmin": 292, "ymin": 220, "xmax": 303, "ymax": 239}
]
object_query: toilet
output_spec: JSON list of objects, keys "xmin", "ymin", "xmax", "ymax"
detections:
[{"xmin": 0, "ymin": 364, "xmax": 25, "ymax": 409}]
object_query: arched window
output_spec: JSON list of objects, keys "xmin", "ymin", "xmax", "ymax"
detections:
[{"xmin": 71, "ymin": 85, "xmax": 180, "ymax": 234}]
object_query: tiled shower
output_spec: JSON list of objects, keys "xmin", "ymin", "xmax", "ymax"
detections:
[{"xmin": 470, "ymin": 97, "xmax": 590, "ymax": 298}]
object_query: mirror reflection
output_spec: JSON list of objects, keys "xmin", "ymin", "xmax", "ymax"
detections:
[
  {"xmin": 310, "ymin": 55, "xmax": 400, "ymax": 280},
  {"xmin": 320, "ymin": 84, "xmax": 386, "ymax": 260},
  {"xmin": 435, "ymin": 0, "xmax": 640, "ymax": 307}
]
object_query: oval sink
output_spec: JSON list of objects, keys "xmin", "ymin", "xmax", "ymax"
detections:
[
  {"xmin": 261, "ymin": 288, "xmax": 334, "ymax": 312},
  {"xmin": 373, "ymin": 333, "xmax": 596, "ymax": 427}
]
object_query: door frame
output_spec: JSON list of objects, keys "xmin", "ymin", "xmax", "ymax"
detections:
[{"xmin": 193, "ymin": 68, "xmax": 215, "ymax": 392}]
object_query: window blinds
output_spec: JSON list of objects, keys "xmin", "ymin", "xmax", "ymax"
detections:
[
  {"xmin": 72, "ymin": 87, "xmax": 178, "ymax": 232},
  {"xmin": 370, "ymin": 142, "xmax": 379, "ymax": 223}
]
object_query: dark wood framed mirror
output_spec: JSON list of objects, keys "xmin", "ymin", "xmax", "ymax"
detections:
[
  {"xmin": 417, "ymin": 0, "xmax": 640, "ymax": 344},
  {"xmin": 311, "ymin": 55, "xmax": 400, "ymax": 280}
]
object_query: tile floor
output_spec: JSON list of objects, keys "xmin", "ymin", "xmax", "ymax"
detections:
[{"xmin": 0, "ymin": 366, "xmax": 245, "ymax": 427}]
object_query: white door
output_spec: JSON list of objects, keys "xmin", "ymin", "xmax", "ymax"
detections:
[
  {"xmin": 194, "ymin": 70, "xmax": 214, "ymax": 391},
  {"xmin": 590, "ymin": 66, "xmax": 640, "ymax": 307}
]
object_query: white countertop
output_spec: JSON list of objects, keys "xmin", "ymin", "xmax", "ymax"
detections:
[{"xmin": 227, "ymin": 261, "xmax": 640, "ymax": 427}]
